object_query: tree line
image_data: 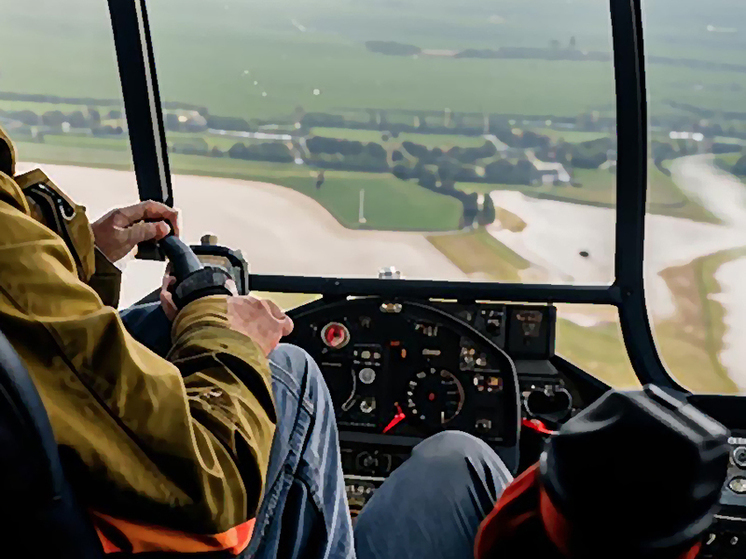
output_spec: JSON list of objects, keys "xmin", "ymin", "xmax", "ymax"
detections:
[
  {"xmin": 1, "ymin": 107, "xmax": 123, "ymax": 136},
  {"xmin": 305, "ymin": 137, "xmax": 388, "ymax": 172},
  {"xmin": 392, "ymin": 163, "xmax": 496, "ymax": 227}
]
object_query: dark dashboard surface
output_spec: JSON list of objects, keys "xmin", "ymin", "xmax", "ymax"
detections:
[
  {"xmin": 288, "ymin": 298, "xmax": 526, "ymax": 445},
  {"xmin": 285, "ymin": 297, "xmax": 579, "ymax": 515}
]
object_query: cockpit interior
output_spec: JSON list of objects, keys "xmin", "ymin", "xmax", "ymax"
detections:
[{"xmin": 2, "ymin": 0, "xmax": 746, "ymax": 557}]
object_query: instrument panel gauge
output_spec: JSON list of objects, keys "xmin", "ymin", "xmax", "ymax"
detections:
[
  {"xmin": 321, "ymin": 322, "xmax": 350, "ymax": 349},
  {"xmin": 406, "ymin": 369, "xmax": 465, "ymax": 429}
]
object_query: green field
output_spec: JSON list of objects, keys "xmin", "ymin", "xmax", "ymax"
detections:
[
  {"xmin": 0, "ymin": 100, "xmax": 119, "ymax": 113},
  {"xmin": 419, "ymin": 230, "xmax": 746, "ymax": 393},
  {"xmin": 554, "ymin": 248, "xmax": 746, "ymax": 394},
  {"xmin": 168, "ymin": 132, "xmax": 267, "ymax": 151},
  {"xmin": 427, "ymin": 228, "xmax": 530, "ymax": 282},
  {"xmin": 44, "ymin": 134, "xmax": 130, "ymax": 151},
  {"xmin": 653, "ymin": 248, "xmax": 746, "ymax": 394},
  {"xmin": 3, "ymin": 0, "xmax": 746, "ymax": 122},
  {"xmin": 531, "ymin": 128, "xmax": 612, "ymax": 144},
  {"xmin": 715, "ymin": 152, "xmax": 745, "ymax": 180},
  {"xmin": 716, "ymin": 153, "xmax": 743, "ymax": 167},
  {"xmin": 555, "ymin": 313, "xmax": 641, "ymax": 390},
  {"xmin": 309, "ymin": 128, "xmax": 389, "ymax": 143},
  {"xmin": 14, "ymin": 141, "xmax": 134, "ymax": 170},
  {"xmin": 394, "ymin": 132, "xmax": 488, "ymax": 148}
]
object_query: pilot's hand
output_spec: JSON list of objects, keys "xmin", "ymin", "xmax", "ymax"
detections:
[
  {"xmin": 160, "ymin": 273, "xmax": 179, "ymax": 322},
  {"xmin": 92, "ymin": 201, "xmax": 179, "ymax": 262},
  {"xmin": 160, "ymin": 267, "xmax": 240, "ymax": 323},
  {"xmin": 227, "ymin": 296, "xmax": 294, "ymax": 356}
]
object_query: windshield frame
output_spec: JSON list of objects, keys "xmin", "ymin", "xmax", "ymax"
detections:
[{"xmin": 105, "ymin": 0, "xmax": 681, "ymax": 392}]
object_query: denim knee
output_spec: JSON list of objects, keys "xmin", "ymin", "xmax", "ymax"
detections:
[
  {"xmin": 269, "ymin": 343, "xmax": 333, "ymax": 412},
  {"xmin": 414, "ymin": 431, "xmax": 497, "ymax": 462}
]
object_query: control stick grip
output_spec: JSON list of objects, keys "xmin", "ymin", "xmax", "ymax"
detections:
[
  {"xmin": 158, "ymin": 235, "xmax": 203, "ymax": 281},
  {"xmin": 157, "ymin": 235, "xmax": 233, "ymax": 309}
]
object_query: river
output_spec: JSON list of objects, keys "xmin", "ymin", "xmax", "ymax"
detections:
[
  {"xmin": 670, "ymin": 155, "xmax": 746, "ymax": 391},
  {"xmin": 486, "ymin": 155, "xmax": 746, "ymax": 388}
]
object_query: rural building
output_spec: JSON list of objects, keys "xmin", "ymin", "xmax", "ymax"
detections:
[{"xmin": 532, "ymin": 160, "xmax": 571, "ymax": 184}]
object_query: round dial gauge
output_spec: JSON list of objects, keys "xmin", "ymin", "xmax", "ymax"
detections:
[
  {"xmin": 321, "ymin": 322, "xmax": 350, "ymax": 349},
  {"xmin": 406, "ymin": 368, "xmax": 465, "ymax": 429}
]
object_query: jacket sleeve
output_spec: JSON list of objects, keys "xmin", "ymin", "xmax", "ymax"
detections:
[
  {"xmin": 88, "ymin": 248, "xmax": 122, "ymax": 308},
  {"xmin": 0, "ymin": 172, "xmax": 275, "ymax": 534}
]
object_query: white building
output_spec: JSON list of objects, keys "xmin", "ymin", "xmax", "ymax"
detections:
[{"xmin": 532, "ymin": 160, "xmax": 572, "ymax": 183}]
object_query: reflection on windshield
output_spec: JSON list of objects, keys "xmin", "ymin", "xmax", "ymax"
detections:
[{"xmin": 2, "ymin": 0, "xmax": 746, "ymax": 394}]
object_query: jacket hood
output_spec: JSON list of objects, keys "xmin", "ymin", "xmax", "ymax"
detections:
[{"xmin": 0, "ymin": 124, "xmax": 16, "ymax": 177}]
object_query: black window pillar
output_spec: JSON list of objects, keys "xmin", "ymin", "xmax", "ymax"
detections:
[
  {"xmin": 610, "ymin": 0, "xmax": 683, "ymax": 390},
  {"xmin": 107, "ymin": 0, "xmax": 173, "ymax": 259}
]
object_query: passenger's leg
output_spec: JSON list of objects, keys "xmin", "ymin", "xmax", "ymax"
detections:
[
  {"xmin": 353, "ymin": 431, "xmax": 513, "ymax": 559},
  {"xmin": 121, "ymin": 305, "xmax": 354, "ymax": 559}
]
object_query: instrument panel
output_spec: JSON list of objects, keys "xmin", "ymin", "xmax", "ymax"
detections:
[
  {"xmin": 700, "ymin": 431, "xmax": 746, "ymax": 557},
  {"xmin": 286, "ymin": 297, "xmax": 568, "ymax": 517},
  {"xmin": 287, "ymin": 298, "xmax": 522, "ymax": 445}
]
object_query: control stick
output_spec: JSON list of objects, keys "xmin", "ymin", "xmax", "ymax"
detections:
[{"xmin": 157, "ymin": 235, "xmax": 234, "ymax": 309}]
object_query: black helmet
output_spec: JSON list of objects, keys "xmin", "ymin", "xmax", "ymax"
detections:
[{"xmin": 540, "ymin": 385, "xmax": 729, "ymax": 557}]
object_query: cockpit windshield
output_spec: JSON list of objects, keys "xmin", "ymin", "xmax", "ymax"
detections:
[
  {"xmin": 1, "ymin": 0, "xmax": 746, "ymax": 396},
  {"xmin": 146, "ymin": 0, "xmax": 618, "ymax": 284}
]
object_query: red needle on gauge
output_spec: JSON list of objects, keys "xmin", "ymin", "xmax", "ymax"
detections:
[{"xmin": 383, "ymin": 404, "xmax": 407, "ymax": 433}]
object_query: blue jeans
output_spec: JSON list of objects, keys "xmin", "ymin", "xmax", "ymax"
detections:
[
  {"xmin": 353, "ymin": 432, "xmax": 513, "ymax": 559},
  {"xmin": 121, "ymin": 303, "xmax": 512, "ymax": 559}
]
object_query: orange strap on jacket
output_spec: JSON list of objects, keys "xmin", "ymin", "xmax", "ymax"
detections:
[{"xmin": 90, "ymin": 510, "xmax": 255, "ymax": 555}]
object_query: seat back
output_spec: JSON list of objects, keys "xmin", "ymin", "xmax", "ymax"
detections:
[{"xmin": 0, "ymin": 328, "xmax": 104, "ymax": 558}]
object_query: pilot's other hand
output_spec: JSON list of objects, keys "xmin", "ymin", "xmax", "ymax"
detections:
[
  {"xmin": 160, "ymin": 274, "xmax": 179, "ymax": 322},
  {"xmin": 92, "ymin": 201, "xmax": 179, "ymax": 262},
  {"xmin": 227, "ymin": 296, "xmax": 294, "ymax": 356}
]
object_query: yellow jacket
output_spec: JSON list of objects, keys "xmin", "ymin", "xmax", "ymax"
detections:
[{"xmin": 0, "ymin": 128, "xmax": 275, "ymax": 554}]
